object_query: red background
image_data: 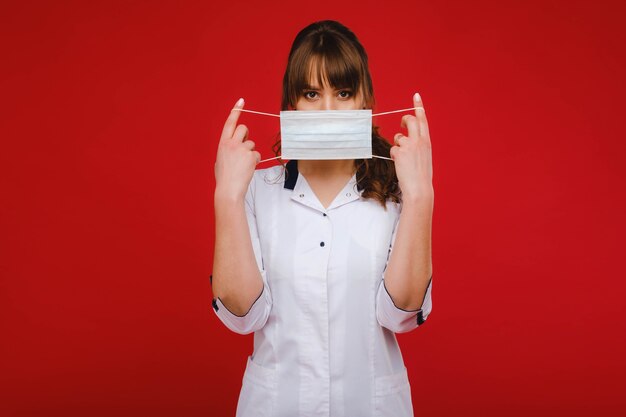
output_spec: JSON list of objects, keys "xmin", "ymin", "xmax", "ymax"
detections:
[{"xmin": 1, "ymin": 0, "xmax": 625, "ymax": 416}]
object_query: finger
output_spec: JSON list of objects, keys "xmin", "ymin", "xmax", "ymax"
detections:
[
  {"xmin": 389, "ymin": 145, "xmax": 398, "ymax": 160},
  {"xmin": 413, "ymin": 92, "xmax": 424, "ymax": 118},
  {"xmin": 232, "ymin": 124, "xmax": 249, "ymax": 143},
  {"xmin": 414, "ymin": 93, "xmax": 430, "ymax": 140},
  {"xmin": 416, "ymin": 107, "xmax": 430, "ymax": 141},
  {"xmin": 253, "ymin": 151, "xmax": 261, "ymax": 164},
  {"xmin": 393, "ymin": 133, "xmax": 408, "ymax": 146},
  {"xmin": 242, "ymin": 139, "xmax": 255, "ymax": 150},
  {"xmin": 220, "ymin": 98, "xmax": 245, "ymax": 141},
  {"xmin": 400, "ymin": 114, "xmax": 419, "ymax": 139}
]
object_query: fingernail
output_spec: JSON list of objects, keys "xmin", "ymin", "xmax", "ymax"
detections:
[
  {"xmin": 414, "ymin": 92, "xmax": 421, "ymax": 102},
  {"xmin": 235, "ymin": 98, "xmax": 244, "ymax": 108}
]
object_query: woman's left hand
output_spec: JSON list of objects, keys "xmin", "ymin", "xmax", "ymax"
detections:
[{"xmin": 390, "ymin": 93, "xmax": 434, "ymax": 202}]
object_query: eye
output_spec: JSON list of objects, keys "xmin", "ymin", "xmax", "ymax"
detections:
[
  {"xmin": 338, "ymin": 90, "xmax": 353, "ymax": 99},
  {"xmin": 303, "ymin": 91, "xmax": 318, "ymax": 99}
]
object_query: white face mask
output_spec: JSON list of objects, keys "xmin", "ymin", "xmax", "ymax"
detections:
[
  {"xmin": 279, "ymin": 109, "xmax": 372, "ymax": 160},
  {"xmin": 233, "ymin": 106, "xmax": 418, "ymax": 162}
]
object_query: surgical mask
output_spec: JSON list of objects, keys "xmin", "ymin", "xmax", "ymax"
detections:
[
  {"xmin": 280, "ymin": 109, "xmax": 372, "ymax": 160},
  {"xmin": 234, "ymin": 106, "xmax": 419, "ymax": 162}
]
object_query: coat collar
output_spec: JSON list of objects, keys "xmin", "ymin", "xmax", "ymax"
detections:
[
  {"xmin": 284, "ymin": 159, "xmax": 299, "ymax": 190},
  {"xmin": 283, "ymin": 160, "xmax": 364, "ymax": 212}
]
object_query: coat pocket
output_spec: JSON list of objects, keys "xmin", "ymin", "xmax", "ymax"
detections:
[
  {"xmin": 236, "ymin": 355, "xmax": 277, "ymax": 417},
  {"xmin": 374, "ymin": 366, "xmax": 414, "ymax": 417}
]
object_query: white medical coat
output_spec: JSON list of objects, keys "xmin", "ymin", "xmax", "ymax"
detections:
[{"xmin": 211, "ymin": 160, "xmax": 433, "ymax": 417}]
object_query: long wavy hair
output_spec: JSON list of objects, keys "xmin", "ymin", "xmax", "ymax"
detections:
[{"xmin": 272, "ymin": 20, "xmax": 401, "ymax": 208}]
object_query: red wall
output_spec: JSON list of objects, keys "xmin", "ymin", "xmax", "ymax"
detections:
[{"xmin": 1, "ymin": 0, "xmax": 625, "ymax": 415}]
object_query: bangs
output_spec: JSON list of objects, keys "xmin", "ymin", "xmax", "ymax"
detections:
[{"xmin": 303, "ymin": 52, "xmax": 361, "ymax": 93}]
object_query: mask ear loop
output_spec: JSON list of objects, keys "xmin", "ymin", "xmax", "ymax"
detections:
[
  {"xmin": 232, "ymin": 107, "xmax": 420, "ymax": 163},
  {"xmin": 233, "ymin": 109, "xmax": 281, "ymax": 118}
]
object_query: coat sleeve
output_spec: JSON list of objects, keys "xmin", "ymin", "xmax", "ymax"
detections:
[
  {"xmin": 375, "ymin": 212, "xmax": 433, "ymax": 334},
  {"xmin": 211, "ymin": 172, "xmax": 272, "ymax": 335}
]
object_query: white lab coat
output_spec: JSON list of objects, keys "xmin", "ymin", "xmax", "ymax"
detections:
[{"xmin": 212, "ymin": 160, "xmax": 433, "ymax": 417}]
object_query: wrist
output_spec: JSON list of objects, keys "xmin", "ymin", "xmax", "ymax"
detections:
[
  {"xmin": 214, "ymin": 186, "xmax": 245, "ymax": 205},
  {"xmin": 401, "ymin": 190, "xmax": 434, "ymax": 206}
]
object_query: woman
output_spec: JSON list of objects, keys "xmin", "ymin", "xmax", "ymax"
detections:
[{"xmin": 211, "ymin": 20, "xmax": 434, "ymax": 417}]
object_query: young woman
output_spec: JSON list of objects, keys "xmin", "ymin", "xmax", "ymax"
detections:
[{"xmin": 211, "ymin": 20, "xmax": 434, "ymax": 417}]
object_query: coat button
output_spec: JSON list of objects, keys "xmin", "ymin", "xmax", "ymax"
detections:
[
  {"xmin": 320, "ymin": 242, "xmax": 325, "ymax": 247},
  {"xmin": 323, "ymin": 213, "xmax": 327, "ymax": 217}
]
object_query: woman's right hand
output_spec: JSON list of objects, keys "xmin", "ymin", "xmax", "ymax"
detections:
[{"xmin": 214, "ymin": 98, "xmax": 261, "ymax": 200}]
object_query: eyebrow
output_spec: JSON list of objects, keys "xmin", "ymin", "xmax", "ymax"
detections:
[{"xmin": 303, "ymin": 84, "xmax": 352, "ymax": 90}]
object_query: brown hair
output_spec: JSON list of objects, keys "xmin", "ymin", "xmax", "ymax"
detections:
[{"xmin": 271, "ymin": 20, "xmax": 401, "ymax": 208}]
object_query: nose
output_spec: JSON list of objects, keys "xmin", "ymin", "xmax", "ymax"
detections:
[{"xmin": 321, "ymin": 95, "xmax": 336, "ymax": 111}]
